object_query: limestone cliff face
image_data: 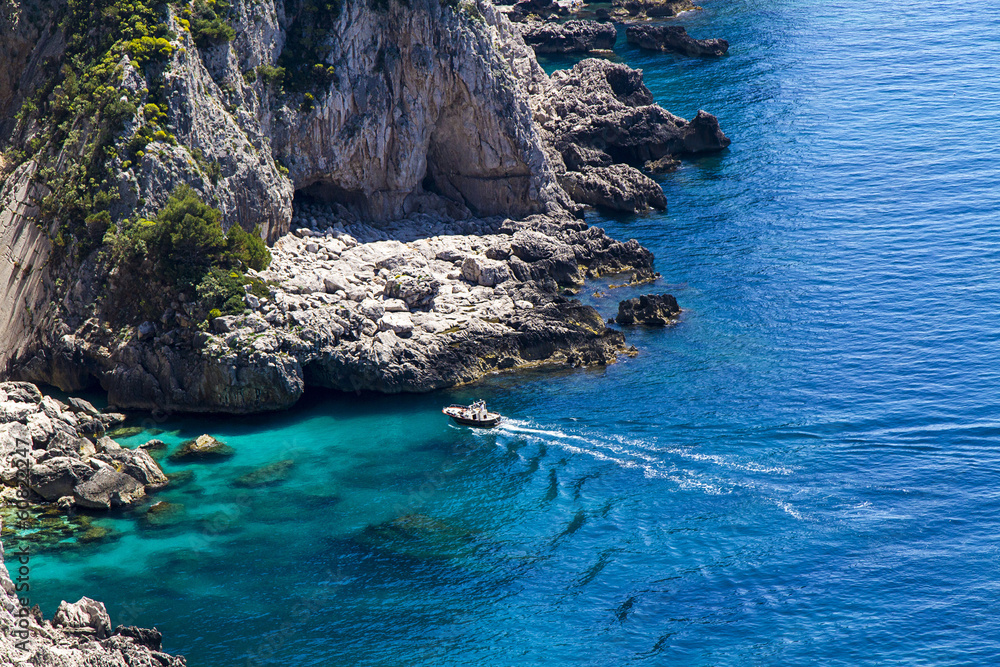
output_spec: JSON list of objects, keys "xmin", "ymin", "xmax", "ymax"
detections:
[{"xmin": 267, "ymin": 0, "xmax": 568, "ymax": 220}]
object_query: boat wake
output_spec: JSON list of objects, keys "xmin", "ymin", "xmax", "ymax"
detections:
[{"xmin": 489, "ymin": 418, "xmax": 795, "ymax": 497}]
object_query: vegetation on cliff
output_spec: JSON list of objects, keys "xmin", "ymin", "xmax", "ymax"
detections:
[
  {"xmin": 106, "ymin": 185, "xmax": 271, "ymax": 323},
  {"xmin": 7, "ymin": 0, "xmax": 177, "ymax": 258}
]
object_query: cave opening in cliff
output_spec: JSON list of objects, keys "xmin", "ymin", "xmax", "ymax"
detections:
[{"xmin": 295, "ymin": 180, "xmax": 379, "ymax": 222}]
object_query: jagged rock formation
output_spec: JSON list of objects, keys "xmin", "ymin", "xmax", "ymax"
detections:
[
  {"xmin": 0, "ymin": 535, "xmax": 185, "ymax": 665},
  {"xmin": 0, "ymin": 381, "xmax": 168, "ymax": 510},
  {"xmin": 516, "ymin": 20, "xmax": 617, "ymax": 54},
  {"xmin": 615, "ymin": 293, "xmax": 680, "ymax": 325},
  {"xmin": 509, "ymin": 0, "xmax": 570, "ymax": 22},
  {"xmin": 559, "ymin": 164, "xmax": 667, "ymax": 212},
  {"xmin": 611, "ymin": 0, "xmax": 696, "ymax": 21},
  {"xmin": 626, "ymin": 24, "xmax": 729, "ymax": 56},
  {"xmin": 530, "ymin": 59, "xmax": 730, "ymax": 212}
]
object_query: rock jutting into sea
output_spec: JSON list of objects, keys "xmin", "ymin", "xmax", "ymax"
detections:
[
  {"xmin": 626, "ymin": 25, "xmax": 730, "ymax": 56},
  {"xmin": 530, "ymin": 59, "xmax": 730, "ymax": 212},
  {"xmin": 0, "ymin": 535, "xmax": 186, "ymax": 665},
  {"xmin": 615, "ymin": 293, "xmax": 681, "ymax": 325},
  {"xmin": 516, "ymin": 20, "xmax": 618, "ymax": 54},
  {"xmin": 168, "ymin": 435, "xmax": 236, "ymax": 462}
]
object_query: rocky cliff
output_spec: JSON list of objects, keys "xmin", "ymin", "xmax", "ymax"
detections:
[{"xmin": 0, "ymin": 0, "xmax": 729, "ymax": 412}]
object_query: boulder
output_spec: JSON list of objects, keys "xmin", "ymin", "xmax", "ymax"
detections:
[
  {"xmin": 27, "ymin": 412, "xmax": 56, "ymax": 447},
  {"xmin": 28, "ymin": 457, "xmax": 95, "ymax": 501},
  {"xmin": 67, "ymin": 396, "xmax": 102, "ymax": 417},
  {"xmin": 625, "ymin": 25, "xmax": 729, "ymax": 57},
  {"xmin": 461, "ymin": 256, "xmax": 511, "ymax": 287},
  {"xmin": 0, "ymin": 381, "xmax": 42, "ymax": 404},
  {"xmin": 169, "ymin": 434, "xmax": 236, "ymax": 462},
  {"xmin": 615, "ymin": 293, "xmax": 680, "ymax": 325},
  {"xmin": 101, "ymin": 446, "xmax": 169, "ymax": 489},
  {"xmin": 517, "ymin": 20, "xmax": 617, "ymax": 54},
  {"xmin": 645, "ymin": 156, "xmax": 681, "ymax": 174},
  {"xmin": 72, "ymin": 468, "xmax": 146, "ymax": 509},
  {"xmin": 52, "ymin": 596, "xmax": 112, "ymax": 638},
  {"xmin": 383, "ymin": 275, "xmax": 440, "ymax": 309},
  {"xmin": 559, "ymin": 164, "xmax": 667, "ymax": 212},
  {"xmin": 379, "ymin": 312, "xmax": 415, "ymax": 335}
]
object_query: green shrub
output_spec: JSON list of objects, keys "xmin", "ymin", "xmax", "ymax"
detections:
[
  {"xmin": 257, "ymin": 64, "xmax": 286, "ymax": 85},
  {"xmin": 107, "ymin": 186, "xmax": 270, "ymax": 324},
  {"xmin": 190, "ymin": 0, "xmax": 236, "ymax": 48},
  {"xmin": 142, "ymin": 184, "xmax": 227, "ymax": 285},
  {"xmin": 208, "ymin": 308, "xmax": 222, "ymax": 319},
  {"xmin": 225, "ymin": 223, "xmax": 271, "ymax": 271}
]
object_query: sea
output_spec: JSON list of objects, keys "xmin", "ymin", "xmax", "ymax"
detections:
[{"xmin": 13, "ymin": 0, "xmax": 1000, "ymax": 664}]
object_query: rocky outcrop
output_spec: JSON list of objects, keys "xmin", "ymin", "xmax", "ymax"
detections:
[
  {"xmin": 611, "ymin": 0, "xmax": 696, "ymax": 21},
  {"xmin": 626, "ymin": 25, "xmax": 729, "ymax": 56},
  {"xmin": 530, "ymin": 58, "xmax": 729, "ymax": 212},
  {"xmin": 0, "ymin": 381, "xmax": 168, "ymax": 510},
  {"xmin": 0, "ymin": 532, "xmax": 186, "ymax": 665},
  {"xmin": 509, "ymin": 0, "xmax": 569, "ymax": 22},
  {"xmin": 559, "ymin": 164, "xmax": 667, "ymax": 212},
  {"xmin": 169, "ymin": 434, "xmax": 235, "ymax": 461},
  {"xmin": 615, "ymin": 293, "xmax": 680, "ymax": 325},
  {"xmin": 534, "ymin": 59, "xmax": 731, "ymax": 165},
  {"xmin": 38, "ymin": 207, "xmax": 652, "ymax": 410},
  {"xmin": 516, "ymin": 20, "xmax": 617, "ymax": 54}
]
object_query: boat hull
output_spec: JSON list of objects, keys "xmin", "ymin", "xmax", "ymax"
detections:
[{"xmin": 442, "ymin": 406, "xmax": 501, "ymax": 428}]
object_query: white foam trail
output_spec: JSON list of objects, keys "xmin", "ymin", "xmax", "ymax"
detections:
[{"xmin": 491, "ymin": 419, "xmax": 793, "ymax": 493}]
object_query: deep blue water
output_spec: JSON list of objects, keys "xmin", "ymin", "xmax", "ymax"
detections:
[{"xmin": 15, "ymin": 0, "xmax": 1000, "ymax": 664}]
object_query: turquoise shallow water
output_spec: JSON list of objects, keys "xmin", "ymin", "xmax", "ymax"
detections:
[{"xmin": 14, "ymin": 0, "xmax": 1000, "ymax": 664}]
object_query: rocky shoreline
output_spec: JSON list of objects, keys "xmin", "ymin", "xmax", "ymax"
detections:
[
  {"xmin": 1, "ymin": 538, "xmax": 186, "ymax": 665},
  {"xmin": 0, "ymin": 379, "xmax": 186, "ymax": 665}
]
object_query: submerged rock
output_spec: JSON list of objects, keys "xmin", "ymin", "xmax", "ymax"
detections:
[
  {"xmin": 106, "ymin": 426, "xmax": 144, "ymax": 439},
  {"xmin": 626, "ymin": 25, "xmax": 729, "ymax": 56},
  {"xmin": 615, "ymin": 293, "xmax": 681, "ymax": 325},
  {"xmin": 169, "ymin": 435, "xmax": 235, "ymax": 462},
  {"xmin": 517, "ymin": 20, "xmax": 617, "ymax": 54},
  {"xmin": 142, "ymin": 501, "xmax": 187, "ymax": 529},
  {"xmin": 166, "ymin": 469, "xmax": 196, "ymax": 488},
  {"xmin": 233, "ymin": 459, "xmax": 295, "ymax": 488}
]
